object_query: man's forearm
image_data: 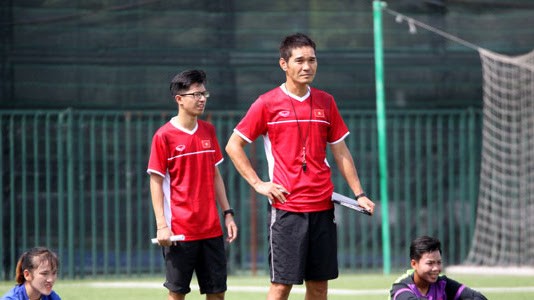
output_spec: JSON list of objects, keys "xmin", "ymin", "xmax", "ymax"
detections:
[
  {"xmin": 331, "ymin": 141, "xmax": 364, "ymax": 195},
  {"xmin": 149, "ymin": 175, "xmax": 167, "ymax": 229},
  {"xmin": 226, "ymin": 134, "xmax": 263, "ymax": 188},
  {"xmin": 214, "ymin": 167, "xmax": 231, "ymax": 211}
]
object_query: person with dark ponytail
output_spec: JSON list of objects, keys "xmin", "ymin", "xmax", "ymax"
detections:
[{"xmin": 1, "ymin": 247, "xmax": 61, "ymax": 300}]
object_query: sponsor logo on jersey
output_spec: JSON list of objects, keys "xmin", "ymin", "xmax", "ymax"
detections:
[
  {"xmin": 175, "ymin": 145, "xmax": 186, "ymax": 152},
  {"xmin": 278, "ymin": 110, "xmax": 290, "ymax": 117},
  {"xmin": 201, "ymin": 140, "xmax": 211, "ymax": 149},
  {"xmin": 314, "ymin": 109, "xmax": 325, "ymax": 118}
]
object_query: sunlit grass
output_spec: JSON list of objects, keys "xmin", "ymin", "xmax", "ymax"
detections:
[{"xmin": 1, "ymin": 273, "xmax": 533, "ymax": 299}]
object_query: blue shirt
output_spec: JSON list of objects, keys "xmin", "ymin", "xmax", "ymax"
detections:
[{"xmin": 1, "ymin": 284, "xmax": 61, "ymax": 300}]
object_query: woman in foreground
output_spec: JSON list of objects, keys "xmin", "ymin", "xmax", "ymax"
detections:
[{"xmin": 1, "ymin": 247, "xmax": 61, "ymax": 300}]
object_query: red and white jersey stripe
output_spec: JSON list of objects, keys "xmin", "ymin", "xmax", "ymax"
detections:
[
  {"xmin": 234, "ymin": 85, "xmax": 349, "ymax": 212},
  {"xmin": 147, "ymin": 118, "xmax": 223, "ymax": 240}
]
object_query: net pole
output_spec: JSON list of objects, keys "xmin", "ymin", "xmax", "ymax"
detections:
[{"xmin": 373, "ymin": 0, "xmax": 391, "ymax": 275}]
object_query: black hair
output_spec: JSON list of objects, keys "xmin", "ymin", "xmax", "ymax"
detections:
[
  {"xmin": 279, "ymin": 33, "xmax": 316, "ymax": 62},
  {"xmin": 169, "ymin": 69, "xmax": 207, "ymax": 97},
  {"xmin": 409, "ymin": 236, "xmax": 442, "ymax": 261},
  {"xmin": 15, "ymin": 247, "xmax": 59, "ymax": 284}
]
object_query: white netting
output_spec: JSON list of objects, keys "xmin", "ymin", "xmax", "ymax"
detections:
[{"xmin": 466, "ymin": 49, "xmax": 534, "ymax": 266}]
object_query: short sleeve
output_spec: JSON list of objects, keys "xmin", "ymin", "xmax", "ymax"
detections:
[
  {"xmin": 327, "ymin": 97, "xmax": 349, "ymax": 144},
  {"xmin": 234, "ymin": 97, "xmax": 268, "ymax": 143},
  {"xmin": 147, "ymin": 131, "xmax": 168, "ymax": 177}
]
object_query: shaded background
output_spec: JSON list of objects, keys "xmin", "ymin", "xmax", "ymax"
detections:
[
  {"xmin": 1, "ymin": 0, "xmax": 533, "ymax": 111},
  {"xmin": 1, "ymin": 0, "xmax": 534, "ymax": 279}
]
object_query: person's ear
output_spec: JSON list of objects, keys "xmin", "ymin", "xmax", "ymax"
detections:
[
  {"xmin": 279, "ymin": 58, "xmax": 288, "ymax": 72},
  {"xmin": 23, "ymin": 269, "xmax": 32, "ymax": 281},
  {"xmin": 174, "ymin": 94, "xmax": 181, "ymax": 104},
  {"xmin": 410, "ymin": 259, "xmax": 417, "ymax": 269}
]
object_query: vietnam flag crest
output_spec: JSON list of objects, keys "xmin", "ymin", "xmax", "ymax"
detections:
[
  {"xmin": 201, "ymin": 140, "xmax": 211, "ymax": 149},
  {"xmin": 314, "ymin": 109, "xmax": 325, "ymax": 118}
]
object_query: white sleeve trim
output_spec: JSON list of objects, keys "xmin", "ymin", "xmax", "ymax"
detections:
[
  {"xmin": 233, "ymin": 128, "xmax": 253, "ymax": 143},
  {"xmin": 329, "ymin": 131, "xmax": 350, "ymax": 145},
  {"xmin": 146, "ymin": 169, "xmax": 165, "ymax": 177}
]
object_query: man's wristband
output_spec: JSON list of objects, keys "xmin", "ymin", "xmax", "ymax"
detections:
[
  {"xmin": 223, "ymin": 208, "xmax": 235, "ymax": 217},
  {"xmin": 354, "ymin": 192, "xmax": 366, "ymax": 201}
]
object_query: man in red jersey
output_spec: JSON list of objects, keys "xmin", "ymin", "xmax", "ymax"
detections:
[
  {"xmin": 147, "ymin": 69, "xmax": 237, "ymax": 300},
  {"xmin": 225, "ymin": 33, "xmax": 375, "ymax": 300}
]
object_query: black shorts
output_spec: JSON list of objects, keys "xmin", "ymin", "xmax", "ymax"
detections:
[
  {"xmin": 268, "ymin": 207, "xmax": 338, "ymax": 285},
  {"xmin": 162, "ymin": 236, "xmax": 227, "ymax": 295}
]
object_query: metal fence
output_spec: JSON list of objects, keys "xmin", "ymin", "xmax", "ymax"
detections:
[{"xmin": 1, "ymin": 108, "xmax": 481, "ymax": 279}]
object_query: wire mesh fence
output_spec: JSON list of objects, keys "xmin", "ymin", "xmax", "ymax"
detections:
[{"xmin": 1, "ymin": 108, "xmax": 481, "ymax": 279}]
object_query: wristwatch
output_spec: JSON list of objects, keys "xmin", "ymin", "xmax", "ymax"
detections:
[{"xmin": 223, "ymin": 208, "xmax": 235, "ymax": 217}]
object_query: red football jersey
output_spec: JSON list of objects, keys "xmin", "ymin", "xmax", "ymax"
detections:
[
  {"xmin": 235, "ymin": 85, "xmax": 349, "ymax": 212},
  {"xmin": 147, "ymin": 118, "xmax": 223, "ymax": 241}
]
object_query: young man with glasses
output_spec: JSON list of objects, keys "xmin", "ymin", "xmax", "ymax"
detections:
[
  {"xmin": 147, "ymin": 69, "xmax": 238, "ymax": 300},
  {"xmin": 225, "ymin": 33, "xmax": 375, "ymax": 300}
]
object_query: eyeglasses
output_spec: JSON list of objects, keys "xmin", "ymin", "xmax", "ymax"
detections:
[{"xmin": 179, "ymin": 91, "xmax": 210, "ymax": 100}]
